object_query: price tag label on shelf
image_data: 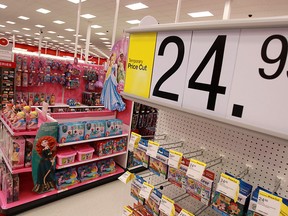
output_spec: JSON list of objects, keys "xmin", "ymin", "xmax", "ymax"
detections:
[
  {"xmin": 122, "ymin": 206, "xmax": 133, "ymax": 216},
  {"xmin": 216, "ymin": 173, "xmax": 240, "ymax": 202},
  {"xmin": 159, "ymin": 195, "xmax": 175, "ymax": 216},
  {"xmin": 255, "ymin": 190, "xmax": 282, "ymax": 216},
  {"xmin": 280, "ymin": 202, "xmax": 288, "ymax": 216},
  {"xmin": 128, "ymin": 132, "xmax": 141, "ymax": 152},
  {"xmin": 118, "ymin": 171, "xmax": 135, "ymax": 184},
  {"xmin": 168, "ymin": 150, "xmax": 183, "ymax": 169},
  {"xmin": 139, "ymin": 182, "xmax": 154, "ymax": 200},
  {"xmin": 146, "ymin": 141, "xmax": 160, "ymax": 158},
  {"xmin": 179, "ymin": 209, "xmax": 195, "ymax": 216},
  {"xmin": 186, "ymin": 159, "xmax": 206, "ymax": 181}
]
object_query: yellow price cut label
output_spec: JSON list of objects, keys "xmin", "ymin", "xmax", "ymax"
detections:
[
  {"xmin": 118, "ymin": 171, "xmax": 135, "ymax": 184},
  {"xmin": 159, "ymin": 195, "xmax": 175, "ymax": 216},
  {"xmin": 139, "ymin": 182, "xmax": 155, "ymax": 200},
  {"xmin": 179, "ymin": 208, "xmax": 195, "ymax": 216},
  {"xmin": 256, "ymin": 190, "xmax": 282, "ymax": 216},
  {"xmin": 280, "ymin": 202, "xmax": 288, "ymax": 216},
  {"xmin": 186, "ymin": 159, "xmax": 206, "ymax": 181},
  {"xmin": 147, "ymin": 141, "xmax": 160, "ymax": 158},
  {"xmin": 216, "ymin": 173, "xmax": 240, "ymax": 203},
  {"xmin": 128, "ymin": 132, "xmax": 141, "ymax": 151},
  {"xmin": 168, "ymin": 150, "xmax": 183, "ymax": 169},
  {"xmin": 122, "ymin": 206, "xmax": 133, "ymax": 216}
]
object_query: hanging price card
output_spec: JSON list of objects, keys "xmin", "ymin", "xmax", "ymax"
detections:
[
  {"xmin": 146, "ymin": 141, "xmax": 160, "ymax": 158},
  {"xmin": 280, "ymin": 202, "xmax": 288, "ymax": 216},
  {"xmin": 118, "ymin": 171, "xmax": 135, "ymax": 184},
  {"xmin": 159, "ymin": 195, "xmax": 175, "ymax": 216},
  {"xmin": 186, "ymin": 159, "xmax": 206, "ymax": 181},
  {"xmin": 255, "ymin": 190, "xmax": 282, "ymax": 216},
  {"xmin": 122, "ymin": 206, "xmax": 133, "ymax": 216},
  {"xmin": 179, "ymin": 208, "xmax": 195, "ymax": 216},
  {"xmin": 216, "ymin": 173, "xmax": 240, "ymax": 202},
  {"xmin": 168, "ymin": 150, "xmax": 183, "ymax": 169},
  {"xmin": 139, "ymin": 182, "xmax": 154, "ymax": 200},
  {"xmin": 128, "ymin": 132, "xmax": 141, "ymax": 152}
]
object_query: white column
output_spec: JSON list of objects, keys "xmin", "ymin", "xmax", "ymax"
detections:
[
  {"xmin": 80, "ymin": 48, "xmax": 83, "ymax": 60},
  {"xmin": 85, "ymin": 22, "xmax": 91, "ymax": 63},
  {"xmin": 111, "ymin": 0, "xmax": 120, "ymax": 47},
  {"xmin": 74, "ymin": 0, "xmax": 82, "ymax": 57},
  {"xmin": 45, "ymin": 41, "xmax": 48, "ymax": 54},
  {"xmin": 12, "ymin": 35, "xmax": 15, "ymax": 62},
  {"xmin": 38, "ymin": 31, "xmax": 43, "ymax": 57},
  {"xmin": 175, "ymin": 0, "xmax": 182, "ymax": 23},
  {"xmin": 223, "ymin": 0, "xmax": 232, "ymax": 20}
]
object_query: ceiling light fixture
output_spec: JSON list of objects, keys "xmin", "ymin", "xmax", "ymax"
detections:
[
  {"xmin": 13, "ymin": 30, "xmax": 20, "ymax": 33},
  {"xmin": 52, "ymin": 40, "xmax": 58, "ymax": 42},
  {"xmin": 126, "ymin": 20, "xmax": 140, "ymax": 24},
  {"xmin": 103, "ymin": 41, "xmax": 111, "ymax": 44},
  {"xmin": 22, "ymin": 27, "xmax": 31, "ymax": 30},
  {"xmin": 91, "ymin": 25, "xmax": 102, "ymax": 29},
  {"xmin": 0, "ymin": 3, "xmax": 7, "ymax": 9},
  {"xmin": 188, "ymin": 11, "xmax": 213, "ymax": 18},
  {"xmin": 67, "ymin": 0, "xmax": 87, "ymax": 4},
  {"xmin": 36, "ymin": 8, "xmax": 51, "ymax": 14},
  {"xmin": 125, "ymin": 2, "xmax": 148, "ymax": 10},
  {"xmin": 80, "ymin": 38, "xmax": 86, "ymax": 41},
  {"xmin": 35, "ymin": 24, "xmax": 45, "ymax": 28},
  {"xmin": 95, "ymin": 32, "xmax": 106, "ymax": 35},
  {"xmin": 64, "ymin": 39, "xmax": 71, "ymax": 42},
  {"xmin": 24, "ymin": 34, "xmax": 31, "ymax": 37},
  {"xmin": 35, "ymin": 32, "xmax": 40, "ymax": 35},
  {"xmin": 65, "ymin": 28, "xmax": 75, "ymax": 32},
  {"xmin": 53, "ymin": 20, "xmax": 65, "ymax": 24},
  {"xmin": 47, "ymin": 31, "xmax": 56, "ymax": 34},
  {"xmin": 99, "ymin": 38, "xmax": 109, "ymax": 41},
  {"xmin": 80, "ymin": 14, "xmax": 96, "ymax": 19},
  {"xmin": 73, "ymin": 34, "xmax": 82, "ymax": 37},
  {"xmin": 44, "ymin": 37, "xmax": 51, "ymax": 39},
  {"xmin": 58, "ymin": 35, "xmax": 65, "ymax": 38},
  {"xmin": 18, "ymin": 16, "xmax": 30, "ymax": 20},
  {"xmin": 0, "ymin": 25, "xmax": 5, "ymax": 28},
  {"xmin": 6, "ymin": 21, "xmax": 16, "ymax": 24}
]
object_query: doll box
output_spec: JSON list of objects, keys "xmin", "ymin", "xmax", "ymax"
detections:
[
  {"xmin": 58, "ymin": 122, "xmax": 85, "ymax": 143},
  {"xmin": 95, "ymin": 140, "xmax": 113, "ymax": 156},
  {"xmin": 112, "ymin": 137, "xmax": 127, "ymax": 153},
  {"xmin": 77, "ymin": 162, "xmax": 99, "ymax": 182},
  {"xmin": 74, "ymin": 145, "xmax": 94, "ymax": 162},
  {"xmin": 84, "ymin": 120, "xmax": 105, "ymax": 140},
  {"xmin": 57, "ymin": 147, "xmax": 77, "ymax": 165},
  {"xmin": 9, "ymin": 137, "xmax": 25, "ymax": 169},
  {"xmin": 97, "ymin": 158, "xmax": 116, "ymax": 176},
  {"xmin": 55, "ymin": 168, "xmax": 79, "ymax": 190},
  {"xmin": 105, "ymin": 119, "xmax": 123, "ymax": 137},
  {"xmin": 25, "ymin": 137, "xmax": 34, "ymax": 167}
]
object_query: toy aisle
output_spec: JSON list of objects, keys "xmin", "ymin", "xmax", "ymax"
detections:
[{"xmin": 0, "ymin": 0, "xmax": 288, "ymax": 216}]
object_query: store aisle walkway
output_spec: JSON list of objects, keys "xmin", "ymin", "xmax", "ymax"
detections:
[{"xmin": 18, "ymin": 180, "xmax": 134, "ymax": 216}]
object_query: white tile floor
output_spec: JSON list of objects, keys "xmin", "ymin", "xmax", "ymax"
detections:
[{"xmin": 18, "ymin": 180, "xmax": 134, "ymax": 216}]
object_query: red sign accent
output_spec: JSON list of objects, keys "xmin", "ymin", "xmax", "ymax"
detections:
[
  {"xmin": 0, "ymin": 60, "xmax": 16, "ymax": 68},
  {"xmin": 0, "ymin": 37, "xmax": 9, "ymax": 47}
]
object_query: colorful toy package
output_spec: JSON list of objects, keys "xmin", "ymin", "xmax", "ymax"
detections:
[
  {"xmin": 97, "ymin": 158, "xmax": 116, "ymax": 176},
  {"xmin": 133, "ymin": 139, "xmax": 149, "ymax": 168},
  {"xmin": 105, "ymin": 119, "xmax": 123, "ymax": 136},
  {"xmin": 9, "ymin": 136, "xmax": 25, "ymax": 169},
  {"xmin": 168, "ymin": 157, "xmax": 189, "ymax": 189},
  {"xmin": 84, "ymin": 120, "xmax": 105, "ymax": 139},
  {"xmin": 212, "ymin": 173, "xmax": 253, "ymax": 216},
  {"xmin": 149, "ymin": 147, "xmax": 169, "ymax": 179},
  {"xmin": 77, "ymin": 162, "xmax": 99, "ymax": 182},
  {"xmin": 25, "ymin": 137, "xmax": 34, "ymax": 167},
  {"xmin": 112, "ymin": 137, "xmax": 127, "ymax": 153},
  {"xmin": 55, "ymin": 167, "xmax": 79, "ymax": 190},
  {"xmin": 247, "ymin": 186, "xmax": 288, "ymax": 216},
  {"xmin": 95, "ymin": 140, "xmax": 114, "ymax": 156},
  {"xmin": 185, "ymin": 169, "xmax": 215, "ymax": 206},
  {"xmin": 145, "ymin": 188, "xmax": 162, "ymax": 216},
  {"xmin": 131, "ymin": 175, "xmax": 145, "ymax": 203},
  {"xmin": 58, "ymin": 122, "xmax": 85, "ymax": 143}
]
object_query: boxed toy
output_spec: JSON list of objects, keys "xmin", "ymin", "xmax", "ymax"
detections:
[
  {"xmin": 168, "ymin": 157, "xmax": 189, "ymax": 189},
  {"xmin": 56, "ymin": 147, "xmax": 77, "ymax": 165},
  {"xmin": 13, "ymin": 174, "xmax": 19, "ymax": 202},
  {"xmin": 55, "ymin": 167, "xmax": 79, "ymax": 190},
  {"xmin": 2, "ymin": 173, "xmax": 13, "ymax": 203},
  {"xmin": 133, "ymin": 139, "xmax": 149, "ymax": 168},
  {"xmin": 58, "ymin": 122, "xmax": 85, "ymax": 143},
  {"xmin": 74, "ymin": 145, "xmax": 94, "ymax": 161},
  {"xmin": 149, "ymin": 147, "xmax": 169, "ymax": 179},
  {"xmin": 95, "ymin": 140, "xmax": 113, "ymax": 156},
  {"xmin": 185, "ymin": 169, "xmax": 215, "ymax": 206},
  {"xmin": 84, "ymin": 120, "xmax": 105, "ymax": 139},
  {"xmin": 105, "ymin": 119, "xmax": 123, "ymax": 136},
  {"xmin": 25, "ymin": 137, "xmax": 34, "ymax": 167},
  {"xmin": 9, "ymin": 136, "xmax": 25, "ymax": 169},
  {"xmin": 77, "ymin": 162, "xmax": 99, "ymax": 182},
  {"xmin": 0, "ymin": 163, "xmax": 7, "ymax": 190},
  {"xmin": 145, "ymin": 188, "xmax": 162, "ymax": 216},
  {"xmin": 212, "ymin": 173, "xmax": 253, "ymax": 216},
  {"xmin": 131, "ymin": 175, "xmax": 145, "ymax": 203},
  {"xmin": 113, "ymin": 137, "xmax": 127, "ymax": 153},
  {"xmin": 11, "ymin": 111, "xmax": 26, "ymax": 131},
  {"xmin": 97, "ymin": 158, "xmax": 116, "ymax": 176}
]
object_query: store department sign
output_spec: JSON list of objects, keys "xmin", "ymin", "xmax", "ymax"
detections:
[{"xmin": 0, "ymin": 37, "xmax": 12, "ymax": 61}]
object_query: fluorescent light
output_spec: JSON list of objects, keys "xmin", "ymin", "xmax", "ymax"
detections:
[
  {"xmin": 0, "ymin": 25, "xmax": 5, "ymax": 28},
  {"xmin": 0, "ymin": 33, "xmax": 4, "ymax": 35},
  {"xmin": 99, "ymin": 38, "xmax": 109, "ymax": 41},
  {"xmin": 44, "ymin": 37, "xmax": 51, "ymax": 39},
  {"xmin": 53, "ymin": 20, "xmax": 65, "ymax": 24},
  {"xmin": 80, "ymin": 14, "xmax": 96, "ymax": 19},
  {"xmin": 80, "ymin": 38, "xmax": 86, "ymax": 41},
  {"xmin": 34, "ymin": 37, "xmax": 39, "ymax": 40},
  {"xmin": 73, "ymin": 34, "xmax": 82, "ymax": 37},
  {"xmin": 59, "ymin": 42, "xmax": 64, "ymax": 45},
  {"xmin": 22, "ymin": 27, "xmax": 30, "ymax": 30},
  {"xmin": 52, "ymin": 40, "xmax": 58, "ymax": 42},
  {"xmin": 6, "ymin": 21, "xmax": 15, "ymax": 24},
  {"xmin": 67, "ymin": 0, "xmax": 86, "ymax": 4},
  {"xmin": 126, "ymin": 20, "xmax": 140, "ymax": 24},
  {"xmin": 17, "ymin": 35, "xmax": 23, "ymax": 38},
  {"xmin": 58, "ymin": 35, "xmax": 65, "ymax": 38},
  {"xmin": 35, "ymin": 24, "xmax": 45, "ymax": 28},
  {"xmin": 0, "ymin": 4, "xmax": 7, "ymax": 9},
  {"xmin": 36, "ymin": 8, "xmax": 51, "ymax": 14},
  {"xmin": 95, "ymin": 32, "xmax": 106, "ymax": 35},
  {"xmin": 64, "ymin": 39, "xmax": 71, "ymax": 42},
  {"xmin": 105, "ymin": 44, "xmax": 112, "ymax": 47},
  {"xmin": 91, "ymin": 25, "xmax": 102, "ymax": 29},
  {"xmin": 103, "ymin": 41, "xmax": 110, "ymax": 44},
  {"xmin": 18, "ymin": 16, "xmax": 30, "ymax": 20},
  {"xmin": 13, "ymin": 30, "xmax": 20, "ymax": 33},
  {"xmin": 188, "ymin": 11, "xmax": 213, "ymax": 18},
  {"xmin": 5, "ymin": 32, "xmax": 11, "ymax": 34},
  {"xmin": 65, "ymin": 28, "xmax": 75, "ymax": 32},
  {"xmin": 26, "ymin": 38, "xmax": 31, "ymax": 40},
  {"xmin": 24, "ymin": 34, "xmax": 31, "ymax": 37},
  {"xmin": 48, "ymin": 31, "xmax": 56, "ymax": 34},
  {"xmin": 35, "ymin": 32, "xmax": 40, "ymax": 35},
  {"xmin": 70, "ymin": 42, "xmax": 75, "ymax": 45},
  {"xmin": 125, "ymin": 2, "xmax": 148, "ymax": 10}
]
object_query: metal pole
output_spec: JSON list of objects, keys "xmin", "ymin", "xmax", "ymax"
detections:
[
  {"xmin": 223, "ymin": 0, "xmax": 232, "ymax": 20},
  {"xmin": 175, "ymin": 0, "xmax": 182, "ymax": 23},
  {"xmin": 85, "ymin": 22, "xmax": 91, "ymax": 63},
  {"xmin": 80, "ymin": 48, "xmax": 83, "ymax": 60},
  {"xmin": 12, "ymin": 35, "xmax": 15, "ymax": 62},
  {"xmin": 74, "ymin": 0, "xmax": 82, "ymax": 57},
  {"xmin": 111, "ymin": 0, "xmax": 120, "ymax": 47},
  {"xmin": 38, "ymin": 31, "xmax": 43, "ymax": 57}
]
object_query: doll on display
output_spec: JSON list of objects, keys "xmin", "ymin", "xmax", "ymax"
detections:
[
  {"xmin": 27, "ymin": 111, "xmax": 38, "ymax": 130},
  {"xmin": 100, "ymin": 52, "xmax": 125, "ymax": 112},
  {"xmin": 12, "ymin": 142, "xmax": 20, "ymax": 166},
  {"xmin": 32, "ymin": 136, "xmax": 57, "ymax": 193},
  {"xmin": 116, "ymin": 53, "xmax": 126, "ymax": 92},
  {"xmin": 12, "ymin": 112, "xmax": 26, "ymax": 129},
  {"xmin": 49, "ymin": 94, "xmax": 56, "ymax": 106}
]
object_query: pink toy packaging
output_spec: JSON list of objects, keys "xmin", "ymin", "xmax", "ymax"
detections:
[
  {"xmin": 113, "ymin": 137, "xmax": 127, "ymax": 153},
  {"xmin": 97, "ymin": 158, "xmax": 116, "ymax": 176},
  {"xmin": 11, "ymin": 111, "xmax": 26, "ymax": 131},
  {"xmin": 77, "ymin": 162, "xmax": 99, "ymax": 182},
  {"xmin": 74, "ymin": 145, "xmax": 94, "ymax": 161},
  {"xmin": 56, "ymin": 147, "xmax": 77, "ymax": 165},
  {"xmin": 9, "ymin": 137, "xmax": 25, "ymax": 169},
  {"xmin": 84, "ymin": 120, "xmax": 105, "ymax": 140},
  {"xmin": 58, "ymin": 122, "xmax": 85, "ymax": 143},
  {"xmin": 0, "ymin": 163, "xmax": 7, "ymax": 190},
  {"xmin": 95, "ymin": 140, "xmax": 113, "ymax": 156},
  {"xmin": 25, "ymin": 137, "xmax": 34, "ymax": 167},
  {"xmin": 105, "ymin": 119, "xmax": 123, "ymax": 136},
  {"xmin": 13, "ymin": 174, "xmax": 19, "ymax": 202},
  {"xmin": 3, "ymin": 173, "xmax": 13, "ymax": 204},
  {"xmin": 55, "ymin": 167, "xmax": 79, "ymax": 190},
  {"xmin": 26, "ymin": 110, "xmax": 38, "ymax": 131}
]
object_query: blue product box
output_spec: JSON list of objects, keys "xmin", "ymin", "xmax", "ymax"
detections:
[
  {"xmin": 145, "ymin": 188, "xmax": 162, "ymax": 216},
  {"xmin": 58, "ymin": 122, "xmax": 85, "ymax": 143},
  {"xmin": 77, "ymin": 162, "xmax": 99, "ymax": 182},
  {"xmin": 55, "ymin": 168, "xmax": 79, "ymax": 190},
  {"xmin": 105, "ymin": 119, "xmax": 123, "ymax": 136},
  {"xmin": 84, "ymin": 120, "xmax": 105, "ymax": 139},
  {"xmin": 149, "ymin": 147, "xmax": 169, "ymax": 179},
  {"xmin": 97, "ymin": 158, "xmax": 116, "ymax": 176},
  {"xmin": 133, "ymin": 139, "xmax": 149, "ymax": 168},
  {"xmin": 130, "ymin": 175, "xmax": 145, "ymax": 203}
]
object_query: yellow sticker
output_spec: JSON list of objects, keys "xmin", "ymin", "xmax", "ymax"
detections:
[
  {"xmin": 124, "ymin": 32, "xmax": 157, "ymax": 98},
  {"xmin": 162, "ymin": 195, "xmax": 175, "ymax": 204},
  {"xmin": 148, "ymin": 141, "xmax": 160, "ymax": 147},
  {"xmin": 143, "ymin": 182, "xmax": 155, "ymax": 189},
  {"xmin": 130, "ymin": 132, "xmax": 141, "ymax": 149},
  {"xmin": 123, "ymin": 206, "xmax": 133, "ymax": 216},
  {"xmin": 219, "ymin": 173, "xmax": 240, "ymax": 203},
  {"xmin": 190, "ymin": 159, "xmax": 206, "ymax": 167},
  {"xmin": 168, "ymin": 150, "xmax": 183, "ymax": 169},
  {"xmin": 179, "ymin": 208, "xmax": 195, "ymax": 216},
  {"xmin": 280, "ymin": 202, "xmax": 288, "ymax": 216}
]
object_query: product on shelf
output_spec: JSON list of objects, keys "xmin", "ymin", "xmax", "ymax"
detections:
[
  {"xmin": 133, "ymin": 139, "xmax": 149, "ymax": 168},
  {"xmin": 148, "ymin": 147, "xmax": 169, "ymax": 179},
  {"xmin": 26, "ymin": 110, "xmax": 39, "ymax": 130},
  {"xmin": 82, "ymin": 92, "xmax": 102, "ymax": 106},
  {"xmin": 12, "ymin": 174, "xmax": 20, "ymax": 202},
  {"xmin": 0, "ymin": 163, "xmax": 7, "ymax": 190},
  {"xmin": 168, "ymin": 157, "xmax": 190, "ymax": 188},
  {"xmin": 9, "ymin": 136, "xmax": 25, "ymax": 169},
  {"xmin": 130, "ymin": 175, "xmax": 145, "ymax": 203},
  {"xmin": 145, "ymin": 188, "xmax": 162, "ymax": 216},
  {"xmin": 58, "ymin": 121, "xmax": 85, "ymax": 143},
  {"xmin": 74, "ymin": 145, "xmax": 94, "ymax": 162},
  {"xmin": 2, "ymin": 172, "xmax": 13, "ymax": 203},
  {"xmin": 112, "ymin": 137, "xmax": 127, "ymax": 153},
  {"xmin": 77, "ymin": 162, "xmax": 99, "ymax": 182},
  {"xmin": 24, "ymin": 137, "xmax": 34, "ymax": 167},
  {"xmin": 105, "ymin": 119, "xmax": 123, "ymax": 136},
  {"xmin": 94, "ymin": 140, "xmax": 113, "ymax": 156},
  {"xmin": 56, "ymin": 147, "xmax": 77, "ymax": 165},
  {"xmin": 84, "ymin": 120, "xmax": 105, "ymax": 139},
  {"xmin": 97, "ymin": 158, "xmax": 116, "ymax": 176},
  {"xmin": 55, "ymin": 167, "xmax": 79, "ymax": 190}
]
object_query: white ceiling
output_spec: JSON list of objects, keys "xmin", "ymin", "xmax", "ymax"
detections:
[{"xmin": 0, "ymin": 0, "xmax": 287, "ymax": 58}]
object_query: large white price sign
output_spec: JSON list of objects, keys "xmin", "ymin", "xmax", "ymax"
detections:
[{"xmin": 255, "ymin": 190, "xmax": 282, "ymax": 216}]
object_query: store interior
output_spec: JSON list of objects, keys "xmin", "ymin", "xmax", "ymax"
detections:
[{"xmin": 0, "ymin": 0, "xmax": 288, "ymax": 216}]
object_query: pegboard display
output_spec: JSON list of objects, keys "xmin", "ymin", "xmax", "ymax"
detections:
[{"xmin": 143, "ymin": 109, "xmax": 288, "ymax": 215}]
